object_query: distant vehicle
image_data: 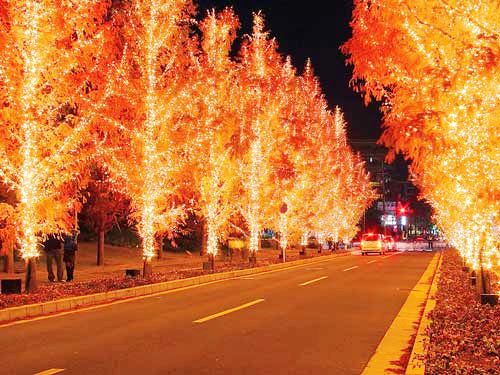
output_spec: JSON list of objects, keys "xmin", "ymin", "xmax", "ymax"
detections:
[
  {"xmin": 361, "ymin": 233, "xmax": 386, "ymax": 255},
  {"xmin": 351, "ymin": 235, "xmax": 362, "ymax": 248},
  {"xmin": 384, "ymin": 235, "xmax": 395, "ymax": 251}
]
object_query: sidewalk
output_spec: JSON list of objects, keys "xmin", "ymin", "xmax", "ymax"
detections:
[{"xmin": 2, "ymin": 241, "xmax": 342, "ymax": 284}]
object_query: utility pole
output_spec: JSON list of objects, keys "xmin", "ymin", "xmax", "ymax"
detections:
[
  {"xmin": 381, "ymin": 158, "xmax": 387, "ymax": 236},
  {"xmin": 363, "ymin": 210, "xmax": 366, "ymax": 233}
]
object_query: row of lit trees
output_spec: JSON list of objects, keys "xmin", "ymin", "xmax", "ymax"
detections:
[
  {"xmin": 344, "ymin": 0, "xmax": 499, "ymax": 292},
  {"xmin": 0, "ymin": 0, "xmax": 374, "ymax": 291}
]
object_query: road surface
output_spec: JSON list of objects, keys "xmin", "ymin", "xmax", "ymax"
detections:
[{"xmin": 0, "ymin": 251, "xmax": 434, "ymax": 375}]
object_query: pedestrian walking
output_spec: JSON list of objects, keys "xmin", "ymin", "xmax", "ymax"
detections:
[
  {"xmin": 43, "ymin": 234, "xmax": 63, "ymax": 282},
  {"xmin": 327, "ymin": 239, "xmax": 333, "ymax": 251},
  {"xmin": 63, "ymin": 231, "xmax": 78, "ymax": 282},
  {"xmin": 333, "ymin": 241, "xmax": 339, "ymax": 252}
]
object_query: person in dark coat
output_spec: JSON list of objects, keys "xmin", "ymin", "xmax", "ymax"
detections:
[
  {"xmin": 63, "ymin": 232, "xmax": 78, "ymax": 282},
  {"xmin": 43, "ymin": 234, "xmax": 63, "ymax": 282}
]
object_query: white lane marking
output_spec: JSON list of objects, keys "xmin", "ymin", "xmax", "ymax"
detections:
[
  {"xmin": 367, "ymin": 260, "xmax": 377, "ymax": 264},
  {"xmin": 343, "ymin": 266, "xmax": 359, "ymax": 272},
  {"xmin": 34, "ymin": 369, "xmax": 65, "ymax": 375},
  {"xmin": 0, "ymin": 279, "xmax": 228, "ymax": 329},
  {"xmin": 299, "ymin": 276, "xmax": 328, "ymax": 286},
  {"xmin": 193, "ymin": 299, "xmax": 265, "ymax": 323},
  {"xmin": 237, "ymin": 277, "xmax": 256, "ymax": 280},
  {"xmin": 0, "ymin": 254, "xmax": 348, "ymax": 329},
  {"xmin": 305, "ymin": 267, "xmax": 325, "ymax": 270}
]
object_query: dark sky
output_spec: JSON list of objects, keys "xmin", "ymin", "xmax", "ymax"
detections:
[{"xmin": 196, "ymin": 0, "xmax": 383, "ymax": 140}]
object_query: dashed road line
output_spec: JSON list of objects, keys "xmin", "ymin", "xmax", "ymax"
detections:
[
  {"xmin": 34, "ymin": 369, "xmax": 65, "ymax": 375},
  {"xmin": 299, "ymin": 276, "xmax": 328, "ymax": 286},
  {"xmin": 193, "ymin": 299, "xmax": 265, "ymax": 323},
  {"xmin": 343, "ymin": 266, "xmax": 359, "ymax": 272},
  {"xmin": 367, "ymin": 260, "xmax": 377, "ymax": 264},
  {"xmin": 0, "ymin": 279, "xmax": 228, "ymax": 329}
]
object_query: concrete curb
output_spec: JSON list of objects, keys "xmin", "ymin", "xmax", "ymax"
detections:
[
  {"xmin": 405, "ymin": 251, "xmax": 443, "ymax": 374},
  {"xmin": 361, "ymin": 251, "xmax": 442, "ymax": 375},
  {"xmin": 0, "ymin": 251, "xmax": 350, "ymax": 324}
]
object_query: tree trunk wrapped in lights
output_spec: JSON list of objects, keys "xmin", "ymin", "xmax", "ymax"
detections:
[
  {"xmin": 99, "ymin": 0, "xmax": 198, "ymax": 277},
  {"xmin": 0, "ymin": 0, "xmax": 116, "ymax": 292},
  {"xmin": 193, "ymin": 8, "xmax": 240, "ymax": 263},
  {"xmin": 234, "ymin": 13, "xmax": 295, "ymax": 258}
]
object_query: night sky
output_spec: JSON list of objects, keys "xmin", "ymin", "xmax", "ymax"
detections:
[{"xmin": 197, "ymin": 0, "xmax": 383, "ymax": 140}]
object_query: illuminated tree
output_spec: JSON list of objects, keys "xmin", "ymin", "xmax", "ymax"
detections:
[
  {"xmin": 267, "ymin": 59, "xmax": 374, "ymax": 254},
  {"xmin": 0, "ymin": 0, "xmax": 115, "ymax": 291},
  {"xmin": 101, "ymin": 0, "xmax": 199, "ymax": 276},
  {"xmin": 193, "ymin": 8, "xmax": 240, "ymax": 262},
  {"xmin": 267, "ymin": 59, "xmax": 326, "ymax": 251},
  {"xmin": 344, "ymin": 0, "xmax": 499, "ymax": 281},
  {"xmin": 234, "ymin": 13, "xmax": 292, "ymax": 257},
  {"xmin": 0, "ymin": 202, "xmax": 16, "ymax": 273}
]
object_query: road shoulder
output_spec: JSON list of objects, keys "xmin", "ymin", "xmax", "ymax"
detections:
[{"xmin": 361, "ymin": 251, "xmax": 441, "ymax": 375}]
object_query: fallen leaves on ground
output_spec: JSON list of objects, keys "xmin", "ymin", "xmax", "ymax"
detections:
[{"xmin": 425, "ymin": 250, "xmax": 499, "ymax": 374}]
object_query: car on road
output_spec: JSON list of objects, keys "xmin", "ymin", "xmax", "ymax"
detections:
[
  {"xmin": 361, "ymin": 233, "xmax": 386, "ymax": 255},
  {"xmin": 351, "ymin": 235, "xmax": 361, "ymax": 248},
  {"xmin": 384, "ymin": 235, "xmax": 395, "ymax": 251}
]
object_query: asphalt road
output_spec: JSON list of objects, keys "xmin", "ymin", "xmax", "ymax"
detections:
[{"xmin": 0, "ymin": 251, "xmax": 434, "ymax": 375}]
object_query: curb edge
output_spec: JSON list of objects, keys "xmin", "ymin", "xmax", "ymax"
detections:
[{"xmin": 0, "ymin": 251, "xmax": 351, "ymax": 324}]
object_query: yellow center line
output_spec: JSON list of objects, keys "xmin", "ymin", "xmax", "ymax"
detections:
[
  {"xmin": 343, "ymin": 266, "xmax": 359, "ymax": 272},
  {"xmin": 193, "ymin": 299, "xmax": 265, "ymax": 323},
  {"xmin": 299, "ymin": 276, "xmax": 328, "ymax": 286},
  {"xmin": 34, "ymin": 369, "xmax": 65, "ymax": 375}
]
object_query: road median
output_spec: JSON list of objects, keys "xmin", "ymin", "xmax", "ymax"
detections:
[{"xmin": 0, "ymin": 251, "xmax": 351, "ymax": 325}]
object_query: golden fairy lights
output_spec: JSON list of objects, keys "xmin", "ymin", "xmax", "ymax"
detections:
[
  {"xmin": 99, "ymin": 0, "xmax": 197, "ymax": 268},
  {"xmin": 344, "ymin": 0, "xmax": 499, "ymax": 287},
  {"xmin": 195, "ymin": 8, "xmax": 239, "ymax": 257},
  {"xmin": 0, "ymin": 1, "xmax": 375, "ymax": 284},
  {"xmin": 0, "ymin": 0, "xmax": 113, "ymax": 279}
]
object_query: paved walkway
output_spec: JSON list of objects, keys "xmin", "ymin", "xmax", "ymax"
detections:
[{"xmin": 2, "ymin": 242, "xmax": 338, "ymax": 284}]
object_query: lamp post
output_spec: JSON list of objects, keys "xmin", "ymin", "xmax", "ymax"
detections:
[
  {"xmin": 381, "ymin": 158, "xmax": 387, "ymax": 237},
  {"xmin": 279, "ymin": 202, "xmax": 288, "ymax": 263}
]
